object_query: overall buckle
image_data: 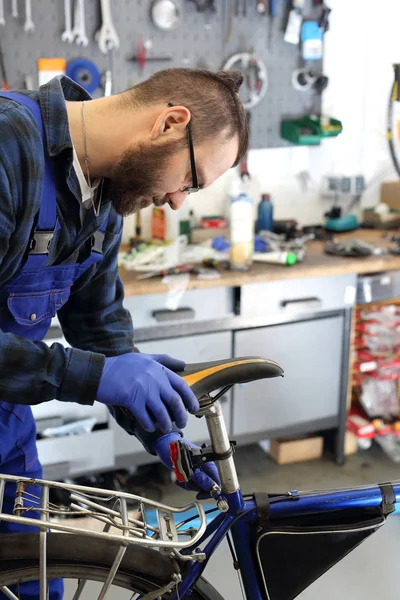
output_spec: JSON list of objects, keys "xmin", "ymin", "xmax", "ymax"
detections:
[{"xmin": 29, "ymin": 231, "xmax": 54, "ymax": 255}]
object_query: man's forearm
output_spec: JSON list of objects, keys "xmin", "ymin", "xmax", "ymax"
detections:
[{"xmin": 0, "ymin": 330, "xmax": 104, "ymax": 405}]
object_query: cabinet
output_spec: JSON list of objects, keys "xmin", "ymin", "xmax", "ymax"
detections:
[
  {"xmin": 233, "ymin": 316, "xmax": 343, "ymax": 437},
  {"xmin": 111, "ymin": 331, "xmax": 232, "ymax": 464}
]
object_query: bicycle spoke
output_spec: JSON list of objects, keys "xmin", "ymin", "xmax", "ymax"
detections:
[
  {"xmin": 72, "ymin": 579, "xmax": 87, "ymax": 600},
  {"xmin": 0, "ymin": 587, "xmax": 19, "ymax": 600}
]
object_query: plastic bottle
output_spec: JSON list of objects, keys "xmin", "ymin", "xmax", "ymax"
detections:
[
  {"xmin": 253, "ymin": 251, "xmax": 297, "ymax": 266},
  {"xmin": 256, "ymin": 194, "xmax": 274, "ymax": 233},
  {"xmin": 229, "ymin": 192, "xmax": 254, "ymax": 270}
]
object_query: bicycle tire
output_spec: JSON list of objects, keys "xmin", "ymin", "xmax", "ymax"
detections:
[{"xmin": 0, "ymin": 533, "xmax": 225, "ymax": 599}]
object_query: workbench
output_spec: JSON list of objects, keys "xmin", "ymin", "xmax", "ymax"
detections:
[{"xmin": 120, "ymin": 230, "xmax": 400, "ymax": 297}]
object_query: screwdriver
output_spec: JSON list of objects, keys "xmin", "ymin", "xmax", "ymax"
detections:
[
  {"xmin": 268, "ymin": 0, "xmax": 278, "ymax": 51},
  {"xmin": 136, "ymin": 264, "xmax": 195, "ymax": 280}
]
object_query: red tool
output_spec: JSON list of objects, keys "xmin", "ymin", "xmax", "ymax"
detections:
[
  {"xmin": 128, "ymin": 37, "xmax": 172, "ymax": 72},
  {"xmin": 136, "ymin": 264, "xmax": 195, "ymax": 280}
]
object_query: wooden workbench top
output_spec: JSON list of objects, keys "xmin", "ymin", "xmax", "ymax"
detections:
[{"xmin": 119, "ymin": 230, "xmax": 400, "ymax": 297}]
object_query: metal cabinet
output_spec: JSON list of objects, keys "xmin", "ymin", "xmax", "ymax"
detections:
[
  {"xmin": 233, "ymin": 316, "xmax": 343, "ymax": 438},
  {"xmin": 111, "ymin": 331, "xmax": 232, "ymax": 465}
]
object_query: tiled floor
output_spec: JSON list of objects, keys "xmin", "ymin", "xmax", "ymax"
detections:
[{"xmin": 64, "ymin": 443, "xmax": 400, "ymax": 599}]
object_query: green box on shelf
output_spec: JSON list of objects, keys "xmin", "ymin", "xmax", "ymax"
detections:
[{"xmin": 281, "ymin": 115, "xmax": 343, "ymax": 145}]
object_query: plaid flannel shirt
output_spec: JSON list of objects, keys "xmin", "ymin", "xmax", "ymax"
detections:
[{"xmin": 0, "ymin": 75, "xmax": 162, "ymax": 453}]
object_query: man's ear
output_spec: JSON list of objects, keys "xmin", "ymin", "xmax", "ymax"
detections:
[{"xmin": 150, "ymin": 106, "xmax": 191, "ymax": 141}]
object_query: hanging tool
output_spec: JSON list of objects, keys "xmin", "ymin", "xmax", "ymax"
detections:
[
  {"xmin": 128, "ymin": 37, "xmax": 172, "ymax": 72},
  {"xmin": 62, "ymin": 0, "xmax": 74, "ymax": 43},
  {"xmin": 268, "ymin": 0, "xmax": 278, "ymax": 51},
  {"xmin": 225, "ymin": 0, "xmax": 234, "ymax": 43},
  {"xmin": 11, "ymin": 0, "xmax": 18, "ymax": 18},
  {"xmin": 240, "ymin": 112, "xmax": 251, "ymax": 180},
  {"xmin": 0, "ymin": 38, "xmax": 9, "ymax": 90},
  {"xmin": 136, "ymin": 264, "xmax": 195, "ymax": 280},
  {"xmin": 96, "ymin": 0, "xmax": 120, "ymax": 54},
  {"xmin": 318, "ymin": 2, "xmax": 331, "ymax": 33},
  {"xmin": 24, "ymin": 0, "xmax": 34, "ymax": 32},
  {"xmin": 223, "ymin": 52, "xmax": 268, "ymax": 110},
  {"xmin": 103, "ymin": 48, "xmax": 113, "ymax": 96},
  {"xmin": 0, "ymin": 0, "xmax": 5, "ymax": 25},
  {"xmin": 72, "ymin": 0, "xmax": 89, "ymax": 47}
]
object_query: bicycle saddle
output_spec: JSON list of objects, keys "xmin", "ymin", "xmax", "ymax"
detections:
[{"xmin": 180, "ymin": 356, "xmax": 283, "ymax": 398}]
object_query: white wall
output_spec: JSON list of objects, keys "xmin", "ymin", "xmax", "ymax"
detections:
[{"xmin": 122, "ymin": 0, "xmax": 400, "ymax": 244}]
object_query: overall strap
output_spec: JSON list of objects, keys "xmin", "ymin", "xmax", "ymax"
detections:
[{"xmin": 0, "ymin": 92, "xmax": 57, "ymax": 259}]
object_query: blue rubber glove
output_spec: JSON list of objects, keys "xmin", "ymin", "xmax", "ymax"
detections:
[
  {"xmin": 153, "ymin": 432, "xmax": 221, "ymax": 500},
  {"xmin": 97, "ymin": 353, "xmax": 199, "ymax": 433}
]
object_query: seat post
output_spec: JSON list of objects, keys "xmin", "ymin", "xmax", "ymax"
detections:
[{"xmin": 205, "ymin": 401, "xmax": 240, "ymax": 495}]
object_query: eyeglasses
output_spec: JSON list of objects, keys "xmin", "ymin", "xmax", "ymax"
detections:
[
  {"xmin": 168, "ymin": 103, "xmax": 199, "ymax": 194},
  {"xmin": 185, "ymin": 121, "xmax": 199, "ymax": 194}
]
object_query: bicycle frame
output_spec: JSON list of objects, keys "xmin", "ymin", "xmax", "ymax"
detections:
[
  {"xmin": 173, "ymin": 482, "xmax": 400, "ymax": 599},
  {"xmin": 172, "ymin": 398, "xmax": 400, "ymax": 600}
]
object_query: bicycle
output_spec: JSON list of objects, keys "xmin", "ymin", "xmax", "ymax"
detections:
[{"xmin": 0, "ymin": 355, "xmax": 398, "ymax": 600}]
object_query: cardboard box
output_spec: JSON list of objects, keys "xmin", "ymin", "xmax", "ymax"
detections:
[
  {"xmin": 344, "ymin": 431, "xmax": 358, "ymax": 456},
  {"xmin": 380, "ymin": 181, "xmax": 400, "ymax": 212},
  {"xmin": 363, "ymin": 208, "xmax": 400, "ymax": 228},
  {"xmin": 190, "ymin": 228, "xmax": 229, "ymax": 243},
  {"xmin": 269, "ymin": 436, "xmax": 323, "ymax": 465}
]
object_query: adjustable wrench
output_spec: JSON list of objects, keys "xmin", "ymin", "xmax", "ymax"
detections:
[
  {"xmin": 72, "ymin": 0, "xmax": 88, "ymax": 47},
  {"xmin": 0, "ymin": 0, "xmax": 4, "ymax": 26},
  {"xmin": 11, "ymin": 0, "xmax": 18, "ymax": 18},
  {"xmin": 96, "ymin": 0, "xmax": 120, "ymax": 55},
  {"xmin": 24, "ymin": 0, "xmax": 34, "ymax": 32},
  {"xmin": 62, "ymin": 0, "xmax": 74, "ymax": 43}
]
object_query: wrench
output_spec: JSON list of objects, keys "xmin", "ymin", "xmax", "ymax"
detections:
[
  {"xmin": 24, "ymin": 0, "xmax": 34, "ymax": 32},
  {"xmin": 72, "ymin": 0, "xmax": 88, "ymax": 47},
  {"xmin": 96, "ymin": 0, "xmax": 120, "ymax": 55},
  {"xmin": 11, "ymin": 0, "xmax": 18, "ymax": 18},
  {"xmin": 0, "ymin": 0, "xmax": 5, "ymax": 26},
  {"xmin": 61, "ymin": 0, "xmax": 74, "ymax": 43}
]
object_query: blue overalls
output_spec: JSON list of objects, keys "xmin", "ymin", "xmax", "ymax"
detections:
[{"xmin": 0, "ymin": 92, "xmax": 108, "ymax": 598}]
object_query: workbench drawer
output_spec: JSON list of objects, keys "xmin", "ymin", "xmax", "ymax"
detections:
[
  {"xmin": 233, "ymin": 315, "xmax": 343, "ymax": 436},
  {"xmin": 37, "ymin": 429, "xmax": 114, "ymax": 480},
  {"xmin": 356, "ymin": 271, "xmax": 400, "ymax": 304},
  {"xmin": 240, "ymin": 274, "xmax": 356, "ymax": 319},
  {"xmin": 123, "ymin": 287, "xmax": 234, "ymax": 329}
]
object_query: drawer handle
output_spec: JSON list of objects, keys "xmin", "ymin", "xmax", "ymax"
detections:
[
  {"xmin": 280, "ymin": 297, "xmax": 322, "ymax": 311},
  {"xmin": 152, "ymin": 307, "xmax": 195, "ymax": 322}
]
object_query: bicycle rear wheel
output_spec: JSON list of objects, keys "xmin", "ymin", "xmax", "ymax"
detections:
[{"xmin": 0, "ymin": 533, "xmax": 223, "ymax": 599}]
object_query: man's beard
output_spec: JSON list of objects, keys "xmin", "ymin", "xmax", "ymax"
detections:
[{"xmin": 108, "ymin": 138, "xmax": 185, "ymax": 217}]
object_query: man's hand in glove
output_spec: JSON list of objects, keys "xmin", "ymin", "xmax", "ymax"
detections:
[
  {"xmin": 97, "ymin": 353, "xmax": 199, "ymax": 433},
  {"xmin": 153, "ymin": 432, "xmax": 221, "ymax": 500}
]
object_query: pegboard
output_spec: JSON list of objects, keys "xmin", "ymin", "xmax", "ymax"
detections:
[{"xmin": 0, "ymin": 0, "xmax": 323, "ymax": 148}]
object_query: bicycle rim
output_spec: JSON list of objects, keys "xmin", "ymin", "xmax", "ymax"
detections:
[
  {"xmin": 0, "ymin": 564, "xmax": 158, "ymax": 596},
  {"xmin": 0, "ymin": 533, "xmax": 213, "ymax": 599}
]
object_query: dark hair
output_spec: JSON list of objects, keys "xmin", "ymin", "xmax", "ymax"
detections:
[{"xmin": 121, "ymin": 68, "xmax": 249, "ymax": 167}]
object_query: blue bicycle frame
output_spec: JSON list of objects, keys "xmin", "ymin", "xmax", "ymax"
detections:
[{"xmin": 173, "ymin": 481, "xmax": 400, "ymax": 599}]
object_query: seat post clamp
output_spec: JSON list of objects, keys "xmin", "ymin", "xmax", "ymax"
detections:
[{"xmin": 169, "ymin": 440, "xmax": 237, "ymax": 483}]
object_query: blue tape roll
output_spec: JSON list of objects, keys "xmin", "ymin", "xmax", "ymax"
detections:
[{"xmin": 66, "ymin": 58, "xmax": 101, "ymax": 94}]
